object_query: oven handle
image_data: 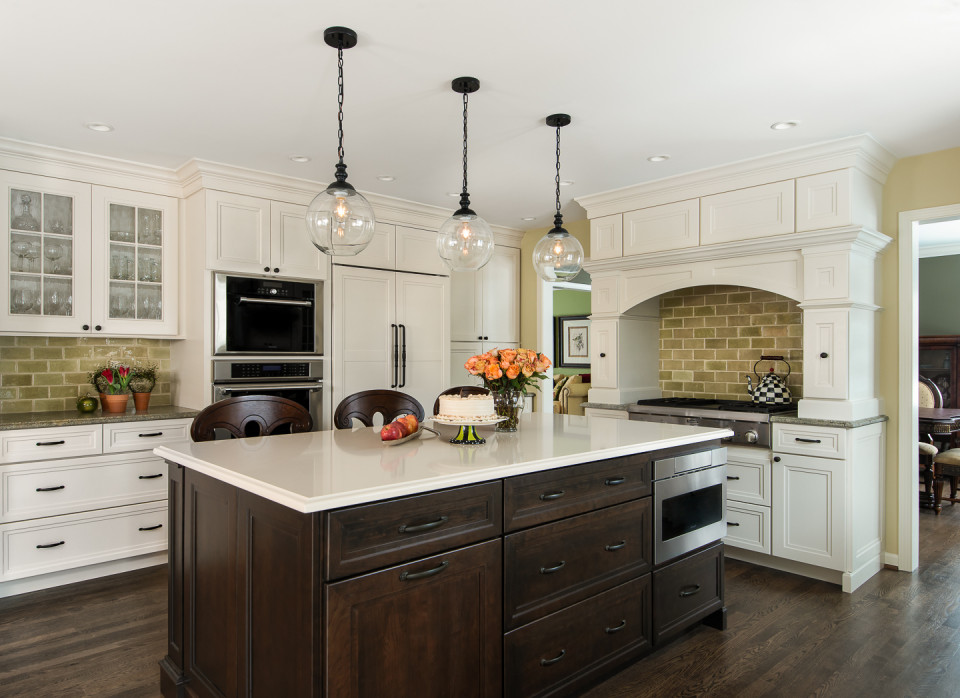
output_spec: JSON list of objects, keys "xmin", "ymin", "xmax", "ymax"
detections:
[
  {"xmin": 218, "ymin": 382, "xmax": 323, "ymax": 392},
  {"xmin": 237, "ymin": 296, "xmax": 313, "ymax": 307}
]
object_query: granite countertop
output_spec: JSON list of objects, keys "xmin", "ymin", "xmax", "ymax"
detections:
[
  {"xmin": 769, "ymin": 414, "xmax": 889, "ymax": 429},
  {"xmin": 581, "ymin": 402, "xmax": 635, "ymax": 411},
  {"xmin": 155, "ymin": 412, "xmax": 732, "ymax": 513},
  {"xmin": 0, "ymin": 405, "xmax": 200, "ymax": 431}
]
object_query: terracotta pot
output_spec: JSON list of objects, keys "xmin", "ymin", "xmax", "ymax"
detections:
[
  {"xmin": 99, "ymin": 393, "xmax": 130, "ymax": 414},
  {"xmin": 132, "ymin": 392, "xmax": 151, "ymax": 412}
]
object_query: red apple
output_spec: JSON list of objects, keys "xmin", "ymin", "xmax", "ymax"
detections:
[
  {"xmin": 398, "ymin": 414, "xmax": 419, "ymax": 435},
  {"xmin": 380, "ymin": 422, "xmax": 404, "ymax": 441},
  {"xmin": 393, "ymin": 418, "xmax": 411, "ymax": 437}
]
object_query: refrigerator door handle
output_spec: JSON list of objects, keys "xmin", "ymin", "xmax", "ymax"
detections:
[{"xmin": 391, "ymin": 323, "xmax": 399, "ymax": 388}]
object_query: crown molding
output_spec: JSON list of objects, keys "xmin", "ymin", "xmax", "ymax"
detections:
[
  {"xmin": 0, "ymin": 137, "xmax": 182, "ymax": 197},
  {"xmin": 582, "ymin": 225, "xmax": 893, "ymax": 274},
  {"xmin": 575, "ymin": 134, "xmax": 898, "ymax": 220},
  {"xmin": 919, "ymin": 242, "xmax": 960, "ymax": 259}
]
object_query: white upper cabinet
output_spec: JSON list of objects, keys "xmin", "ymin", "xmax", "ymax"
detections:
[
  {"xmin": 206, "ymin": 191, "xmax": 327, "ymax": 280},
  {"xmin": 91, "ymin": 186, "xmax": 179, "ymax": 336},
  {"xmin": 335, "ymin": 222, "xmax": 447, "ymax": 276},
  {"xmin": 623, "ymin": 199, "xmax": 699, "ymax": 256},
  {"xmin": 450, "ymin": 246, "xmax": 519, "ymax": 344},
  {"xmin": 589, "ymin": 214, "xmax": 622, "ymax": 260},
  {"xmin": 700, "ymin": 180, "xmax": 795, "ymax": 245}
]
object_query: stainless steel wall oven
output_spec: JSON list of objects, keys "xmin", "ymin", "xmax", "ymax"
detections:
[
  {"xmin": 211, "ymin": 359, "xmax": 323, "ymax": 433},
  {"xmin": 214, "ymin": 274, "xmax": 322, "ymax": 355}
]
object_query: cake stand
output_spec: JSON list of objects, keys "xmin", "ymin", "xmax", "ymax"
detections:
[{"xmin": 430, "ymin": 415, "xmax": 506, "ymax": 445}]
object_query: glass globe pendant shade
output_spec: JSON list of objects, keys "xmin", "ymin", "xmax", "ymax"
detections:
[
  {"xmin": 437, "ymin": 209, "xmax": 495, "ymax": 271},
  {"xmin": 305, "ymin": 182, "xmax": 376, "ymax": 256},
  {"xmin": 532, "ymin": 229, "xmax": 584, "ymax": 282}
]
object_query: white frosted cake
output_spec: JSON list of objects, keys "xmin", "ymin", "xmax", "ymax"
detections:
[{"xmin": 437, "ymin": 394, "xmax": 496, "ymax": 421}]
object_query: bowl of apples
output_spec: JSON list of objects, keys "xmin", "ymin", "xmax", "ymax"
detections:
[{"xmin": 379, "ymin": 414, "xmax": 437, "ymax": 446}]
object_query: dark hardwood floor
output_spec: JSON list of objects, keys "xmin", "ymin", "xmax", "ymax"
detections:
[{"xmin": 2, "ymin": 504, "xmax": 960, "ymax": 697}]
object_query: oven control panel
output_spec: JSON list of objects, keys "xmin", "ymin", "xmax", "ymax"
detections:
[{"xmin": 213, "ymin": 360, "xmax": 323, "ymax": 382}]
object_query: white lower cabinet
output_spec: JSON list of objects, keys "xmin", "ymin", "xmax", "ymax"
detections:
[
  {"xmin": 723, "ymin": 446, "xmax": 771, "ymax": 554},
  {"xmin": 0, "ymin": 417, "xmax": 193, "ymax": 597},
  {"xmin": 725, "ymin": 501, "xmax": 770, "ymax": 555}
]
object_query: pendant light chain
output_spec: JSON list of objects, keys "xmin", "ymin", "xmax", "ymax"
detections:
[
  {"xmin": 336, "ymin": 46, "xmax": 345, "ymax": 165},
  {"xmin": 461, "ymin": 91, "xmax": 469, "ymax": 196}
]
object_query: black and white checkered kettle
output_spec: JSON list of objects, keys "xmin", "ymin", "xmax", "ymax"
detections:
[{"xmin": 747, "ymin": 355, "xmax": 792, "ymax": 405}]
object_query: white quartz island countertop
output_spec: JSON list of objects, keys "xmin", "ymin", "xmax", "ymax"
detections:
[{"xmin": 154, "ymin": 413, "xmax": 733, "ymax": 513}]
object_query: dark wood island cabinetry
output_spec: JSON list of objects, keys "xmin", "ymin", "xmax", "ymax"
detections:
[{"xmin": 157, "ymin": 417, "xmax": 729, "ymax": 698}]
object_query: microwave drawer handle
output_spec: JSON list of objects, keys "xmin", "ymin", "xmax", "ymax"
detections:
[
  {"xmin": 237, "ymin": 296, "xmax": 313, "ymax": 307},
  {"xmin": 219, "ymin": 382, "xmax": 323, "ymax": 392}
]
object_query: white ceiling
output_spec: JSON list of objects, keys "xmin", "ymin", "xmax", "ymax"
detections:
[{"xmin": 2, "ymin": 0, "xmax": 959, "ymax": 230}]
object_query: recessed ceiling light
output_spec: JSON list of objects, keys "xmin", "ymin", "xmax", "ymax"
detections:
[
  {"xmin": 559, "ymin": 180, "xmax": 574, "ymax": 187},
  {"xmin": 377, "ymin": 175, "xmax": 396, "ymax": 182},
  {"xmin": 289, "ymin": 155, "xmax": 311, "ymax": 163},
  {"xmin": 447, "ymin": 192, "xmax": 461, "ymax": 197},
  {"xmin": 521, "ymin": 217, "xmax": 536, "ymax": 221},
  {"xmin": 84, "ymin": 122, "xmax": 114, "ymax": 132},
  {"xmin": 647, "ymin": 154, "xmax": 670, "ymax": 162},
  {"xmin": 770, "ymin": 121, "xmax": 799, "ymax": 130}
]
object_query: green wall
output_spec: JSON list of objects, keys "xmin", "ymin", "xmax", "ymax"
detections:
[
  {"xmin": 553, "ymin": 289, "xmax": 590, "ymax": 317},
  {"xmin": 919, "ymin": 255, "xmax": 960, "ymax": 336}
]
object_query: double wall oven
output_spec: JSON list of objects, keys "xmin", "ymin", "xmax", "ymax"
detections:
[{"xmin": 212, "ymin": 274, "xmax": 324, "ymax": 430}]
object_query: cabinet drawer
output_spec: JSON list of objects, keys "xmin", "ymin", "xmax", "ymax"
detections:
[
  {"xmin": 773, "ymin": 423, "xmax": 845, "ymax": 459},
  {"xmin": 504, "ymin": 575, "xmax": 651, "ymax": 698},
  {"xmin": 504, "ymin": 454, "xmax": 650, "ymax": 532},
  {"xmin": 724, "ymin": 501, "xmax": 770, "ymax": 554},
  {"xmin": 652, "ymin": 543, "xmax": 723, "ymax": 644},
  {"xmin": 0, "ymin": 501, "xmax": 167, "ymax": 581},
  {"xmin": 325, "ymin": 481, "xmax": 502, "ymax": 580},
  {"xmin": 102, "ymin": 419, "xmax": 193, "ymax": 454},
  {"xmin": 1, "ymin": 452, "xmax": 167, "ymax": 523},
  {"xmin": 726, "ymin": 446, "xmax": 771, "ymax": 506},
  {"xmin": 504, "ymin": 498, "xmax": 652, "ymax": 630},
  {"xmin": 0, "ymin": 425, "xmax": 102, "ymax": 465}
]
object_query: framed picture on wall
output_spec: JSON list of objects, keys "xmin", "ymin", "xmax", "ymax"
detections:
[{"xmin": 556, "ymin": 315, "xmax": 590, "ymax": 368}]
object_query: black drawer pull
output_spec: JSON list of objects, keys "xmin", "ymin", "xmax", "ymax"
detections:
[
  {"xmin": 604, "ymin": 620, "xmax": 627, "ymax": 634},
  {"xmin": 399, "ymin": 561, "xmax": 449, "ymax": 581},
  {"xmin": 539, "ymin": 649, "xmax": 566, "ymax": 667},
  {"xmin": 139, "ymin": 524, "xmax": 163, "ymax": 531},
  {"xmin": 138, "ymin": 474, "xmax": 163, "ymax": 480},
  {"xmin": 37, "ymin": 541, "xmax": 65, "ymax": 549},
  {"xmin": 138, "ymin": 432, "xmax": 164, "ymax": 438},
  {"xmin": 727, "ymin": 475, "xmax": 740, "ymax": 481},
  {"xmin": 36, "ymin": 485, "xmax": 65, "ymax": 492},
  {"xmin": 795, "ymin": 437, "xmax": 822, "ymax": 444},
  {"xmin": 604, "ymin": 477, "xmax": 626, "ymax": 486},
  {"xmin": 604, "ymin": 540, "xmax": 626, "ymax": 552},
  {"xmin": 679, "ymin": 584, "xmax": 702, "ymax": 598},
  {"xmin": 539, "ymin": 561, "xmax": 566, "ymax": 575},
  {"xmin": 398, "ymin": 516, "xmax": 448, "ymax": 534},
  {"xmin": 35, "ymin": 440, "xmax": 65, "ymax": 447},
  {"xmin": 819, "ymin": 352, "xmax": 828, "ymax": 358},
  {"xmin": 539, "ymin": 490, "xmax": 566, "ymax": 501},
  {"xmin": 727, "ymin": 522, "xmax": 740, "ymax": 527}
]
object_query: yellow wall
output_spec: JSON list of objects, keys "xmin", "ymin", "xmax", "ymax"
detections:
[
  {"xmin": 880, "ymin": 145, "xmax": 960, "ymax": 555},
  {"xmin": 519, "ymin": 219, "xmax": 590, "ymax": 354}
]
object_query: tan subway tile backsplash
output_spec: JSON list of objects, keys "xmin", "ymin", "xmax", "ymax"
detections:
[
  {"xmin": 0, "ymin": 337, "xmax": 173, "ymax": 413},
  {"xmin": 660, "ymin": 285, "xmax": 803, "ymax": 401}
]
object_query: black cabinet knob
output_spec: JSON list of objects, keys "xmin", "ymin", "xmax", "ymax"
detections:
[
  {"xmin": 273, "ymin": 267, "xmax": 279, "ymax": 273},
  {"xmin": 94, "ymin": 325, "xmax": 102, "ymax": 331},
  {"xmin": 600, "ymin": 352, "xmax": 606, "ymax": 358},
  {"xmin": 478, "ymin": 336, "xmax": 483, "ymax": 340},
  {"xmin": 483, "ymin": 336, "xmax": 488, "ymax": 340},
  {"xmin": 820, "ymin": 352, "xmax": 828, "ymax": 358},
  {"xmin": 82, "ymin": 324, "xmax": 90, "ymax": 331},
  {"xmin": 264, "ymin": 266, "xmax": 270, "ymax": 272},
  {"xmin": 773, "ymin": 456, "xmax": 781, "ymax": 462}
]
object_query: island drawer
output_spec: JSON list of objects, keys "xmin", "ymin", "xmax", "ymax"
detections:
[
  {"xmin": 0, "ymin": 501, "xmax": 167, "ymax": 581},
  {"xmin": 652, "ymin": 542, "xmax": 723, "ymax": 644},
  {"xmin": 503, "ymin": 575, "xmax": 652, "ymax": 698},
  {"xmin": 0, "ymin": 425, "xmax": 102, "ymax": 465},
  {"xmin": 504, "ymin": 498, "xmax": 652, "ymax": 630},
  {"xmin": 102, "ymin": 419, "xmax": 193, "ymax": 454},
  {"xmin": 324, "ymin": 481, "xmax": 502, "ymax": 580},
  {"xmin": 503, "ymin": 453, "xmax": 651, "ymax": 532},
  {"xmin": 0, "ymin": 452, "xmax": 167, "ymax": 523}
]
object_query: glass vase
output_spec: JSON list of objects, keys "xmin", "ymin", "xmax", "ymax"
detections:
[{"xmin": 493, "ymin": 389, "xmax": 524, "ymax": 432}]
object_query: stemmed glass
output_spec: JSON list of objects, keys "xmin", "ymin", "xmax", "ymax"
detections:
[
  {"xmin": 11, "ymin": 241, "xmax": 29, "ymax": 271},
  {"xmin": 44, "ymin": 243, "xmax": 64, "ymax": 273},
  {"xmin": 10, "ymin": 287, "xmax": 35, "ymax": 314},
  {"xmin": 23, "ymin": 242, "xmax": 40, "ymax": 273}
]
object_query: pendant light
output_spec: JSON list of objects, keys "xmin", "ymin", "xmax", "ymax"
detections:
[
  {"xmin": 532, "ymin": 114, "xmax": 584, "ymax": 282},
  {"xmin": 436, "ymin": 77, "xmax": 495, "ymax": 271},
  {"xmin": 305, "ymin": 27, "xmax": 376, "ymax": 256}
]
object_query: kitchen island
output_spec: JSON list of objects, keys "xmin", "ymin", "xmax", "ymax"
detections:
[{"xmin": 156, "ymin": 413, "xmax": 732, "ymax": 698}]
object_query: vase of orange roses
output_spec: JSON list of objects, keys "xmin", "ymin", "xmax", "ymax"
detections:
[{"xmin": 465, "ymin": 348, "xmax": 551, "ymax": 432}]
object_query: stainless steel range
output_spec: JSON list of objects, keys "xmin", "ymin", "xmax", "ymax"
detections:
[{"xmin": 628, "ymin": 398, "xmax": 797, "ymax": 448}]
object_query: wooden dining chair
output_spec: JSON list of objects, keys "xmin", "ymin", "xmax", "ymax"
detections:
[
  {"xmin": 433, "ymin": 386, "xmax": 490, "ymax": 415},
  {"xmin": 190, "ymin": 395, "xmax": 313, "ymax": 442},
  {"xmin": 333, "ymin": 390, "xmax": 425, "ymax": 429}
]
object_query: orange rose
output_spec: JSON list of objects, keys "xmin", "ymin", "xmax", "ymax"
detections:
[
  {"xmin": 465, "ymin": 356, "xmax": 480, "ymax": 374},
  {"xmin": 526, "ymin": 349, "xmax": 537, "ymax": 362},
  {"xmin": 484, "ymin": 363, "xmax": 503, "ymax": 380},
  {"xmin": 505, "ymin": 364, "xmax": 520, "ymax": 379},
  {"xmin": 539, "ymin": 353, "xmax": 552, "ymax": 369},
  {"xmin": 521, "ymin": 364, "xmax": 534, "ymax": 378},
  {"xmin": 500, "ymin": 348, "xmax": 518, "ymax": 364}
]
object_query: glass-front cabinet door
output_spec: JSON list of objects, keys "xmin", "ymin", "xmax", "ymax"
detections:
[
  {"xmin": 91, "ymin": 186, "xmax": 178, "ymax": 336},
  {"xmin": 1, "ymin": 172, "xmax": 92, "ymax": 334}
]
